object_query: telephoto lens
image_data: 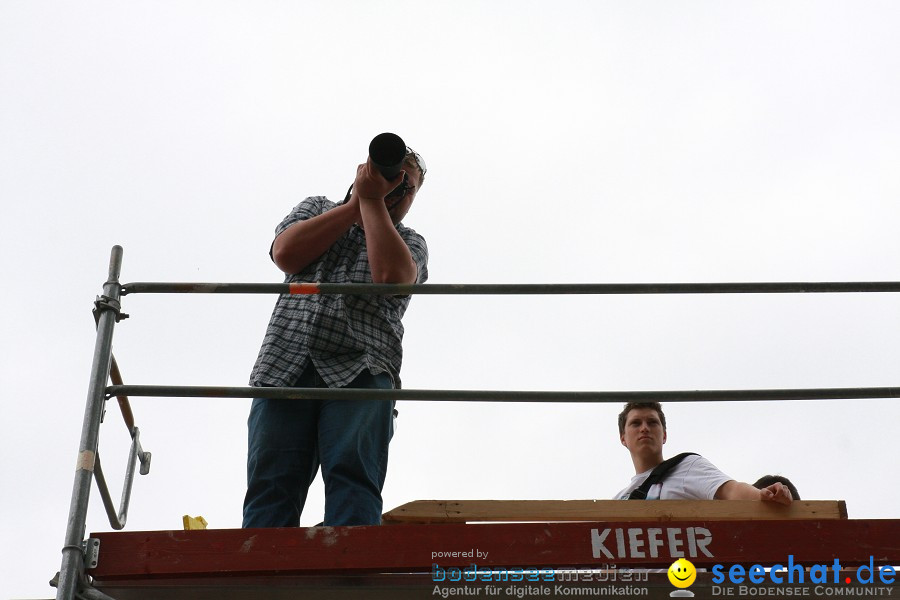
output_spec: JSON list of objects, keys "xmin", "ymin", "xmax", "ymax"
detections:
[{"xmin": 368, "ymin": 133, "xmax": 407, "ymax": 179}]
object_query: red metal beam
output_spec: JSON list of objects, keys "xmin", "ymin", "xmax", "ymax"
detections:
[{"xmin": 89, "ymin": 519, "xmax": 900, "ymax": 581}]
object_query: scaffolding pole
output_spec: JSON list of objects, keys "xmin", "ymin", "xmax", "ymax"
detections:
[{"xmin": 57, "ymin": 246, "xmax": 124, "ymax": 600}]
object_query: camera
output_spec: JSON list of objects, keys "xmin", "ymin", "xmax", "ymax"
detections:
[{"xmin": 368, "ymin": 132, "xmax": 407, "ymax": 180}]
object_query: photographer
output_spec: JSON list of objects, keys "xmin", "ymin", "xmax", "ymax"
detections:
[{"xmin": 242, "ymin": 139, "xmax": 428, "ymax": 527}]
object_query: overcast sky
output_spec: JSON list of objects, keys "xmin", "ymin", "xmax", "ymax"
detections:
[{"xmin": 2, "ymin": 1, "xmax": 899, "ymax": 598}]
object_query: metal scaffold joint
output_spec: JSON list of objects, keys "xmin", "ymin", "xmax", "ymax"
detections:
[
  {"xmin": 51, "ymin": 539, "xmax": 117, "ymax": 600},
  {"xmin": 92, "ymin": 295, "xmax": 128, "ymax": 323},
  {"xmin": 82, "ymin": 539, "xmax": 100, "ymax": 569}
]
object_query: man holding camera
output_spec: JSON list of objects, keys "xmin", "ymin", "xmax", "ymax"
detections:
[{"xmin": 242, "ymin": 145, "xmax": 428, "ymax": 528}]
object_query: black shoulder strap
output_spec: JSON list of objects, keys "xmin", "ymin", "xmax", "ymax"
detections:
[{"xmin": 627, "ymin": 452, "xmax": 699, "ymax": 500}]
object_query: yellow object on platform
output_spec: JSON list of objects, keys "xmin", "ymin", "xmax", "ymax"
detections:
[{"xmin": 182, "ymin": 515, "xmax": 208, "ymax": 530}]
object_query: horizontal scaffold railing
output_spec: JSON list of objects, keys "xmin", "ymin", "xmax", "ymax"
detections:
[
  {"xmin": 121, "ymin": 281, "xmax": 900, "ymax": 295},
  {"xmin": 107, "ymin": 385, "xmax": 900, "ymax": 402}
]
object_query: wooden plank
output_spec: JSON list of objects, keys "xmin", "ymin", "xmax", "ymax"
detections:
[
  {"xmin": 88, "ymin": 519, "xmax": 900, "ymax": 581},
  {"xmin": 382, "ymin": 499, "xmax": 847, "ymax": 524}
]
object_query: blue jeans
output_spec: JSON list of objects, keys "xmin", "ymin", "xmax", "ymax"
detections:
[{"xmin": 242, "ymin": 365, "xmax": 395, "ymax": 527}]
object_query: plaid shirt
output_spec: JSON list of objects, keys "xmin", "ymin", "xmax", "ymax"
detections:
[{"xmin": 249, "ymin": 196, "xmax": 428, "ymax": 388}]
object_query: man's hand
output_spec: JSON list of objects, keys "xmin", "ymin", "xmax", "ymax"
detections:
[
  {"xmin": 759, "ymin": 481, "xmax": 793, "ymax": 505},
  {"xmin": 716, "ymin": 480, "xmax": 794, "ymax": 505},
  {"xmin": 353, "ymin": 159, "xmax": 405, "ymax": 201}
]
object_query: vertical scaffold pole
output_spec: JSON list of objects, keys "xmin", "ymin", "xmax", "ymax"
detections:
[{"xmin": 56, "ymin": 246, "xmax": 124, "ymax": 600}]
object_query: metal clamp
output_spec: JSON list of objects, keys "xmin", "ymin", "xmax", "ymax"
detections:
[
  {"xmin": 93, "ymin": 295, "xmax": 129, "ymax": 323},
  {"xmin": 82, "ymin": 538, "xmax": 100, "ymax": 569}
]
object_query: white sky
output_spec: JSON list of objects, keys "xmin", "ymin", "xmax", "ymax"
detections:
[{"xmin": 2, "ymin": 1, "xmax": 899, "ymax": 598}]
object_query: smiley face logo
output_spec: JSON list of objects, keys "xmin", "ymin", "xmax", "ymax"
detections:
[{"xmin": 667, "ymin": 558, "xmax": 697, "ymax": 588}]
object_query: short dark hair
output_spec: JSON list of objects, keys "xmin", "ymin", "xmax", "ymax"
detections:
[
  {"xmin": 618, "ymin": 402, "xmax": 666, "ymax": 436},
  {"xmin": 752, "ymin": 475, "xmax": 800, "ymax": 500}
]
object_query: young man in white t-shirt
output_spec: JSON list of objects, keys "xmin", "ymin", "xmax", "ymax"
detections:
[{"xmin": 613, "ymin": 402, "xmax": 793, "ymax": 503}]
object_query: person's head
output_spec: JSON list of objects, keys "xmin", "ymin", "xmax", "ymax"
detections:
[
  {"xmin": 618, "ymin": 402, "xmax": 667, "ymax": 437},
  {"xmin": 383, "ymin": 147, "xmax": 426, "ymax": 224},
  {"xmin": 618, "ymin": 402, "xmax": 667, "ymax": 461},
  {"xmin": 403, "ymin": 148, "xmax": 426, "ymax": 187},
  {"xmin": 753, "ymin": 475, "xmax": 800, "ymax": 500}
]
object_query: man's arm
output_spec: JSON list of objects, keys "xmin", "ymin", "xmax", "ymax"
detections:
[
  {"xmin": 715, "ymin": 480, "xmax": 793, "ymax": 505},
  {"xmin": 354, "ymin": 161, "xmax": 419, "ymax": 284},
  {"xmin": 271, "ymin": 201, "xmax": 360, "ymax": 274}
]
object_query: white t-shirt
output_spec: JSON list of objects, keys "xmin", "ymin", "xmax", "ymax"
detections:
[{"xmin": 613, "ymin": 455, "xmax": 733, "ymax": 500}]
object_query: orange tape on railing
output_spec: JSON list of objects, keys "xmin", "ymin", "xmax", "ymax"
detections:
[{"xmin": 288, "ymin": 283, "xmax": 321, "ymax": 295}]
